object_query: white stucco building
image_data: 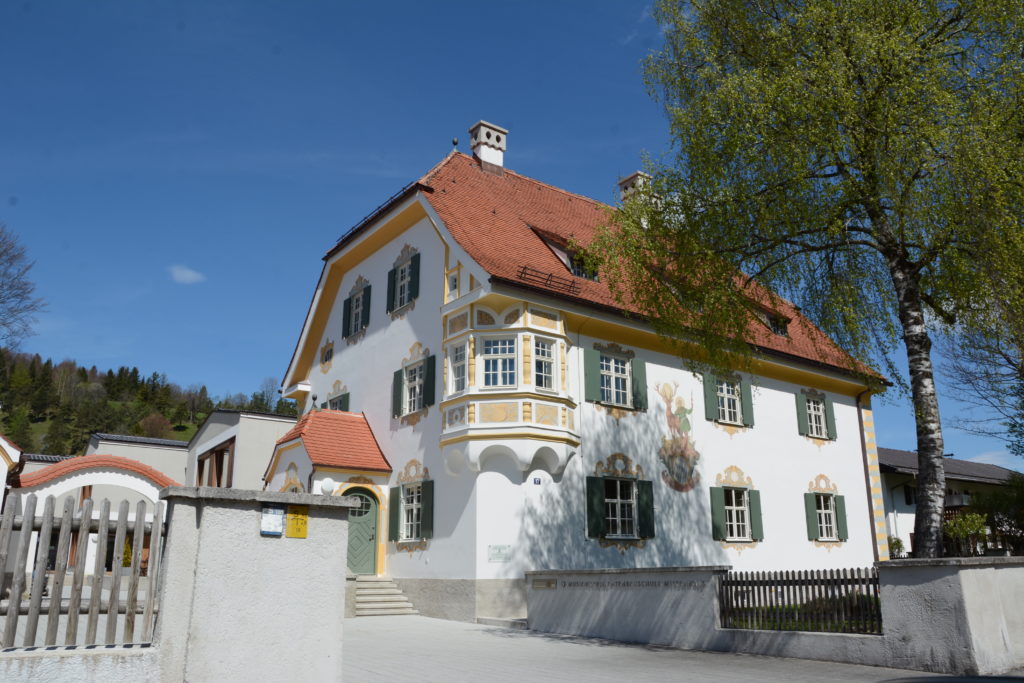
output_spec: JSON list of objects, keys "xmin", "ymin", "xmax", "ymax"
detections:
[{"xmin": 271, "ymin": 121, "xmax": 891, "ymax": 620}]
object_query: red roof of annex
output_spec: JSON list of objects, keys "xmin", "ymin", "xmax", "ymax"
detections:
[{"xmin": 277, "ymin": 410, "xmax": 392, "ymax": 472}]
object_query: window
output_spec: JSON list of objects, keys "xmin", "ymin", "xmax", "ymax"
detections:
[
  {"xmin": 321, "ymin": 346, "xmax": 333, "ymax": 365},
  {"xmin": 710, "ymin": 486, "xmax": 763, "ymax": 542},
  {"xmin": 342, "ymin": 285, "xmax": 371, "ymax": 338},
  {"xmin": 600, "ymin": 354, "xmax": 630, "ymax": 406},
  {"xmin": 796, "ymin": 390, "xmax": 836, "ymax": 439},
  {"xmin": 806, "ymin": 398, "xmax": 827, "ymax": 438},
  {"xmin": 448, "ymin": 272, "xmax": 459, "ymax": 301},
  {"xmin": 703, "ymin": 373, "xmax": 753, "ymax": 426},
  {"xmin": 450, "ymin": 345, "xmax": 467, "ymax": 393},
  {"xmin": 815, "ymin": 494, "xmax": 837, "ymax": 541},
  {"xmin": 769, "ymin": 316, "xmax": 788, "ymax": 336},
  {"xmin": 197, "ymin": 442, "xmax": 234, "ymax": 487},
  {"xmin": 392, "ymin": 356, "xmax": 436, "ymax": 417},
  {"xmin": 603, "ymin": 478, "xmax": 636, "ymax": 538},
  {"xmin": 534, "ymin": 339, "xmax": 554, "ymax": 390},
  {"xmin": 569, "ymin": 252, "xmax": 598, "ymax": 281},
  {"xmin": 585, "ymin": 476, "xmax": 655, "ymax": 540},
  {"xmin": 717, "ymin": 380, "xmax": 742, "ymax": 424},
  {"xmin": 328, "ymin": 393, "xmax": 350, "ymax": 411},
  {"xmin": 483, "ymin": 338, "xmax": 516, "ymax": 387},
  {"xmin": 724, "ymin": 488, "xmax": 750, "ymax": 541},
  {"xmin": 583, "ymin": 347, "xmax": 648, "ymax": 411},
  {"xmin": 386, "ymin": 252, "xmax": 420, "ymax": 313},
  {"xmin": 405, "ymin": 362, "xmax": 425, "ymax": 414},
  {"xmin": 803, "ymin": 491, "xmax": 848, "ymax": 542},
  {"xmin": 388, "ymin": 480, "xmax": 434, "ymax": 542},
  {"xmin": 904, "ymin": 485, "xmax": 916, "ymax": 506}
]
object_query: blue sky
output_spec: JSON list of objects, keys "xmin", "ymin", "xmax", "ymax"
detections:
[{"xmin": 0, "ymin": 1, "xmax": 1018, "ymax": 472}]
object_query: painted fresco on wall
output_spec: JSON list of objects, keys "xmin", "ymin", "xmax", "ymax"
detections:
[{"xmin": 656, "ymin": 382, "xmax": 702, "ymax": 493}]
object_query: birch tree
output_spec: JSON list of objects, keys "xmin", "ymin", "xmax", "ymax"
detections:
[{"xmin": 591, "ymin": 0, "xmax": 1024, "ymax": 557}]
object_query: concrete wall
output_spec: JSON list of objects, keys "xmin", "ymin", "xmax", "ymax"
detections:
[
  {"xmin": 0, "ymin": 487, "xmax": 357, "ymax": 682},
  {"xmin": 525, "ymin": 559, "xmax": 1024, "ymax": 676},
  {"xmin": 85, "ymin": 440, "xmax": 188, "ymax": 483},
  {"xmin": 234, "ymin": 414, "xmax": 297, "ymax": 490}
]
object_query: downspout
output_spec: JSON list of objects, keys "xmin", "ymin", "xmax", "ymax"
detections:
[{"xmin": 856, "ymin": 387, "xmax": 881, "ymax": 562}]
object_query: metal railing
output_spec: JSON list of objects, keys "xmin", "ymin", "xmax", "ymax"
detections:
[
  {"xmin": 718, "ymin": 567, "xmax": 881, "ymax": 635},
  {"xmin": 0, "ymin": 494, "xmax": 165, "ymax": 648}
]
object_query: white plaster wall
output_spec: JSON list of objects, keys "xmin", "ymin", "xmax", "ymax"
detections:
[
  {"xmin": 235, "ymin": 414, "xmax": 297, "ymax": 490},
  {"xmin": 84, "ymin": 441, "xmax": 188, "ymax": 483},
  {"xmin": 266, "ymin": 444, "xmax": 312, "ymax": 492}
]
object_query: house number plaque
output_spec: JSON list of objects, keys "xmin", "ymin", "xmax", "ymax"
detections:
[{"xmin": 286, "ymin": 505, "xmax": 309, "ymax": 538}]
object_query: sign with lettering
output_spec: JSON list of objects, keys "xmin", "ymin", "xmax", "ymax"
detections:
[
  {"xmin": 487, "ymin": 544, "xmax": 512, "ymax": 563},
  {"xmin": 260, "ymin": 506, "xmax": 284, "ymax": 537},
  {"xmin": 285, "ymin": 505, "xmax": 309, "ymax": 538}
]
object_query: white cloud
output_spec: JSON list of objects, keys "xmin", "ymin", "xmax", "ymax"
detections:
[
  {"xmin": 168, "ymin": 264, "xmax": 206, "ymax": 285},
  {"xmin": 961, "ymin": 449, "xmax": 1023, "ymax": 472}
]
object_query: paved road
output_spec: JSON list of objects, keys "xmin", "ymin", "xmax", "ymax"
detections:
[{"xmin": 343, "ymin": 615, "xmax": 950, "ymax": 682}]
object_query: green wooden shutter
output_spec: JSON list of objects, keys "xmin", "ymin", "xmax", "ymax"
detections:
[
  {"xmin": 423, "ymin": 355, "xmax": 436, "ymax": 407},
  {"xmin": 710, "ymin": 487, "xmax": 726, "ymax": 540},
  {"xmin": 749, "ymin": 489, "xmax": 764, "ymax": 541},
  {"xmin": 796, "ymin": 393, "xmax": 810, "ymax": 436},
  {"xmin": 388, "ymin": 486, "xmax": 400, "ymax": 541},
  {"xmin": 339, "ymin": 393, "xmax": 350, "ymax": 412},
  {"xmin": 360, "ymin": 285, "xmax": 371, "ymax": 329},
  {"xmin": 804, "ymin": 493, "xmax": 820, "ymax": 540},
  {"xmin": 824, "ymin": 397, "xmax": 837, "ymax": 440},
  {"xmin": 342, "ymin": 296, "xmax": 352, "ymax": 338},
  {"xmin": 391, "ymin": 369, "xmax": 404, "ymax": 417},
  {"xmin": 835, "ymin": 495, "xmax": 848, "ymax": 541},
  {"xmin": 409, "ymin": 253, "xmax": 421, "ymax": 301},
  {"xmin": 740, "ymin": 377, "xmax": 754, "ymax": 427},
  {"xmin": 630, "ymin": 359, "xmax": 648, "ymax": 411},
  {"xmin": 421, "ymin": 479, "xmax": 434, "ymax": 539},
  {"xmin": 585, "ymin": 476, "xmax": 606, "ymax": 538},
  {"xmin": 386, "ymin": 268, "xmax": 397, "ymax": 313},
  {"xmin": 320, "ymin": 402, "xmax": 327, "ymax": 409},
  {"xmin": 703, "ymin": 373, "xmax": 719, "ymax": 421},
  {"xmin": 583, "ymin": 348, "xmax": 602, "ymax": 403},
  {"xmin": 637, "ymin": 479, "xmax": 655, "ymax": 538}
]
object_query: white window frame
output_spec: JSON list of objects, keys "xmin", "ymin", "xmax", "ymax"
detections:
[
  {"xmin": 395, "ymin": 260, "xmax": 413, "ymax": 310},
  {"xmin": 349, "ymin": 289, "xmax": 365, "ymax": 334},
  {"xmin": 405, "ymin": 362, "xmax": 425, "ymax": 415},
  {"xmin": 448, "ymin": 272, "xmax": 459, "ymax": 302},
  {"xmin": 603, "ymin": 478, "xmax": 637, "ymax": 539},
  {"xmin": 717, "ymin": 379, "xmax": 742, "ymax": 424},
  {"xmin": 449, "ymin": 344, "xmax": 467, "ymax": 394},
  {"xmin": 482, "ymin": 337, "xmax": 516, "ymax": 388},
  {"xmin": 599, "ymin": 353, "xmax": 631, "ymax": 407},
  {"xmin": 816, "ymin": 493, "xmax": 838, "ymax": 541},
  {"xmin": 534, "ymin": 338, "xmax": 555, "ymax": 391},
  {"xmin": 401, "ymin": 483, "xmax": 423, "ymax": 541},
  {"xmin": 806, "ymin": 397, "xmax": 827, "ymax": 438},
  {"xmin": 724, "ymin": 487, "xmax": 751, "ymax": 541}
]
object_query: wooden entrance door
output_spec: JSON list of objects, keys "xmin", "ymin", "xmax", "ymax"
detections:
[{"xmin": 346, "ymin": 488, "xmax": 378, "ymax": 575}]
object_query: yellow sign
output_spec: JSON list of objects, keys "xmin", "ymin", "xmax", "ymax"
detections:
[{"xmin": 285, "ymin": 505, "xmax": 308, "ymax": 538}]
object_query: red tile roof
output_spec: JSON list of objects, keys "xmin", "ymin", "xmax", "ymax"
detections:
[
  {"xmin": 419, "ymin": 152, "xmax": 878, "ymax": 378},
  {"xmin": 14, "ymin": 454, "xmax": 181, "ymax": 489},
  {"xmin": 277, "ymin": 410, "xmax": 392, "ymax": 472}
]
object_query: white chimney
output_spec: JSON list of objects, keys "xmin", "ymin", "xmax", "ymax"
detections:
[
  {"xmin": 618, "ymin": 171, "xmax": 651, "ymax": 202},
  {"xmin": 469, "ymin": 121, "xmax": 508, "ymax": 168}
]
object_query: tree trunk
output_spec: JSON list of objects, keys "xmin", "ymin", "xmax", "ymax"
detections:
[{"xmin": 886, "ymin": 255, "xmax": 946, "ymax": 558}]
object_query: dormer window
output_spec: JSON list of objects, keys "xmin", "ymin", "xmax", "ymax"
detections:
[
  {"xmin": 569, "ymin": 252, "xmax": 598, "ymax": 281},
  {"xmin": 533, "ymin": 227, "xmax": 599, "ymax": 282},
  {"xmin": 754, "ymin": 307, "xmax": 789, "ymax": 336}
]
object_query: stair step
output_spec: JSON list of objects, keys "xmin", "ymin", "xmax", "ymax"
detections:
[
  {"xmin": 356, "ymin": 594, "xmax": 411, "ymax": 604},
  {"xmin": 356, "ymin": 601, "xmax": 414, "ymax": 610},
  {"xmin": 355, "ymin": 575, "xmax": 395, "ymax": 582},
  {"xmin": 356, "ymin": 586, "xmax": 401, "ymax": 595},
  {"xmin": 356, "ymin": 607, "xmax": 419, "ymax": 616}
]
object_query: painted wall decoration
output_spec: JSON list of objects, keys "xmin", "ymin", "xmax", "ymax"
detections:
[{"xmin": 656, "ymin": 382, "xmax": 702, "ymax": 493}]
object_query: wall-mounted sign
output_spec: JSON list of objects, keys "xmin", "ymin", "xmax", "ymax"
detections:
[
  {"xmin": 487, "ymin": 544, "xmax": 511, "ymax": 563},
  {"xmin": 261, "ymin": 506, "xmax": 284, "ymax": 537},
  {"xmin": 286, "ymin": 505, "xmax": 309, "ymax": 538}
]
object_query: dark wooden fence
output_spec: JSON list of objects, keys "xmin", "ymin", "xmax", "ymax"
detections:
[{"xmin": 718, "ymin": 567, "xmax": 881, "ymax": 635}]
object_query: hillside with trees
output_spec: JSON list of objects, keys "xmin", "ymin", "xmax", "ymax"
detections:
[{"xmin": 0, "ymin": 348, "xmax": 296, "ymax": 455}]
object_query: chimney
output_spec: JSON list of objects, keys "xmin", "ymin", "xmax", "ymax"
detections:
[
  {"xmin": 469, "ymin": 121, "xmax": 508, "ymax": 168},
  {"xmin": 618, "ymin": 171, "xmax": 651, "ymax": 202}
]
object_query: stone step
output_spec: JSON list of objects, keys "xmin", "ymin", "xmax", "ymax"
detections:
[
  {"xmin": 354, "ymin": 575, "xmax": 395, "ymax": 583},
  {"xmin": 356, "ymin": 593, "xmax": 411, "ymax": 604},
  {"xmin": 355, "ymin": 606, "xmax": 419, "ymax": 617},
  {"xmin": 356, "ymin": 600, "xmax": 415, "ymax": 611},
  {"xmin": 355, "ymin": 586, "xmax": 402, "ymax": 595}
]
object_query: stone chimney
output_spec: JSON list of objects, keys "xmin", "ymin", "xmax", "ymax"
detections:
[
  {"xmin": 469, "ymin": 121, "xmax": 508, "ymax": 168},
  {"xmin": 618, "ymin": 171, "xmax": 651, "ymax": 202}
]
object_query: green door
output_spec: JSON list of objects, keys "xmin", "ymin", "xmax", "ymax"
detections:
[{"xmin": 346, "ymin": 488, "xmax": 378, "ymax": 575}]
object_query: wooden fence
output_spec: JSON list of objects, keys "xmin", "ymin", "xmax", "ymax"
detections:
[
  {"xmin": 0, "ymin": 494, "xmax": 165, "ymax": 648},
  {"xmin": 718, "ymin": 567, "xmax": 881, "ymax": 635}
]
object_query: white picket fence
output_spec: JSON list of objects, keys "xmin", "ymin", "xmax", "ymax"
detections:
[{"xmin": 0, "ymin": 494, "xmax": 164, "ymax": 648}]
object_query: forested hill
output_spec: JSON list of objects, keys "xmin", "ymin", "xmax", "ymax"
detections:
[{"xmin": 0, "ymin": 349, "xmax": 296, "ymax": 456}]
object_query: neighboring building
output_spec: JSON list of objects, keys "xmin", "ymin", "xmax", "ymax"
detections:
[
  {"xmin": 879, "ymin": 447, "xmax": 1020, "ymax": 554},
  {"xmin": 274, "ymin": 120, "xmax": 890, "ymax": 621},
  {"xmin": 0, "ymin": 433, "xmax": 22, "ymax": 506},
  {"xmin": 185, "ymin": 409, "xmax": 296, "ymax": 490},
  {"xmin": 86, "ymin": 433, "xmax": 190, "ymax": 483}
]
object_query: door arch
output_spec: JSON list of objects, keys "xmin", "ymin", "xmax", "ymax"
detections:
[{"xmin": 345, "ymin": 487, "xmax": 379, "ymax": 575}]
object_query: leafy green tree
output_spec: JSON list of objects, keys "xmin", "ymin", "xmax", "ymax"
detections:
[
  {"xmin": 972, "ymin": 473, "xmax": 1024, "ymax": 553},
  {"xmin": 43, "ymin": 404, "xmax": 72, "ymax": 454},
  {"xmin": 591, "ymin": 0, "xmax": 1024, "ymax": 557}
]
